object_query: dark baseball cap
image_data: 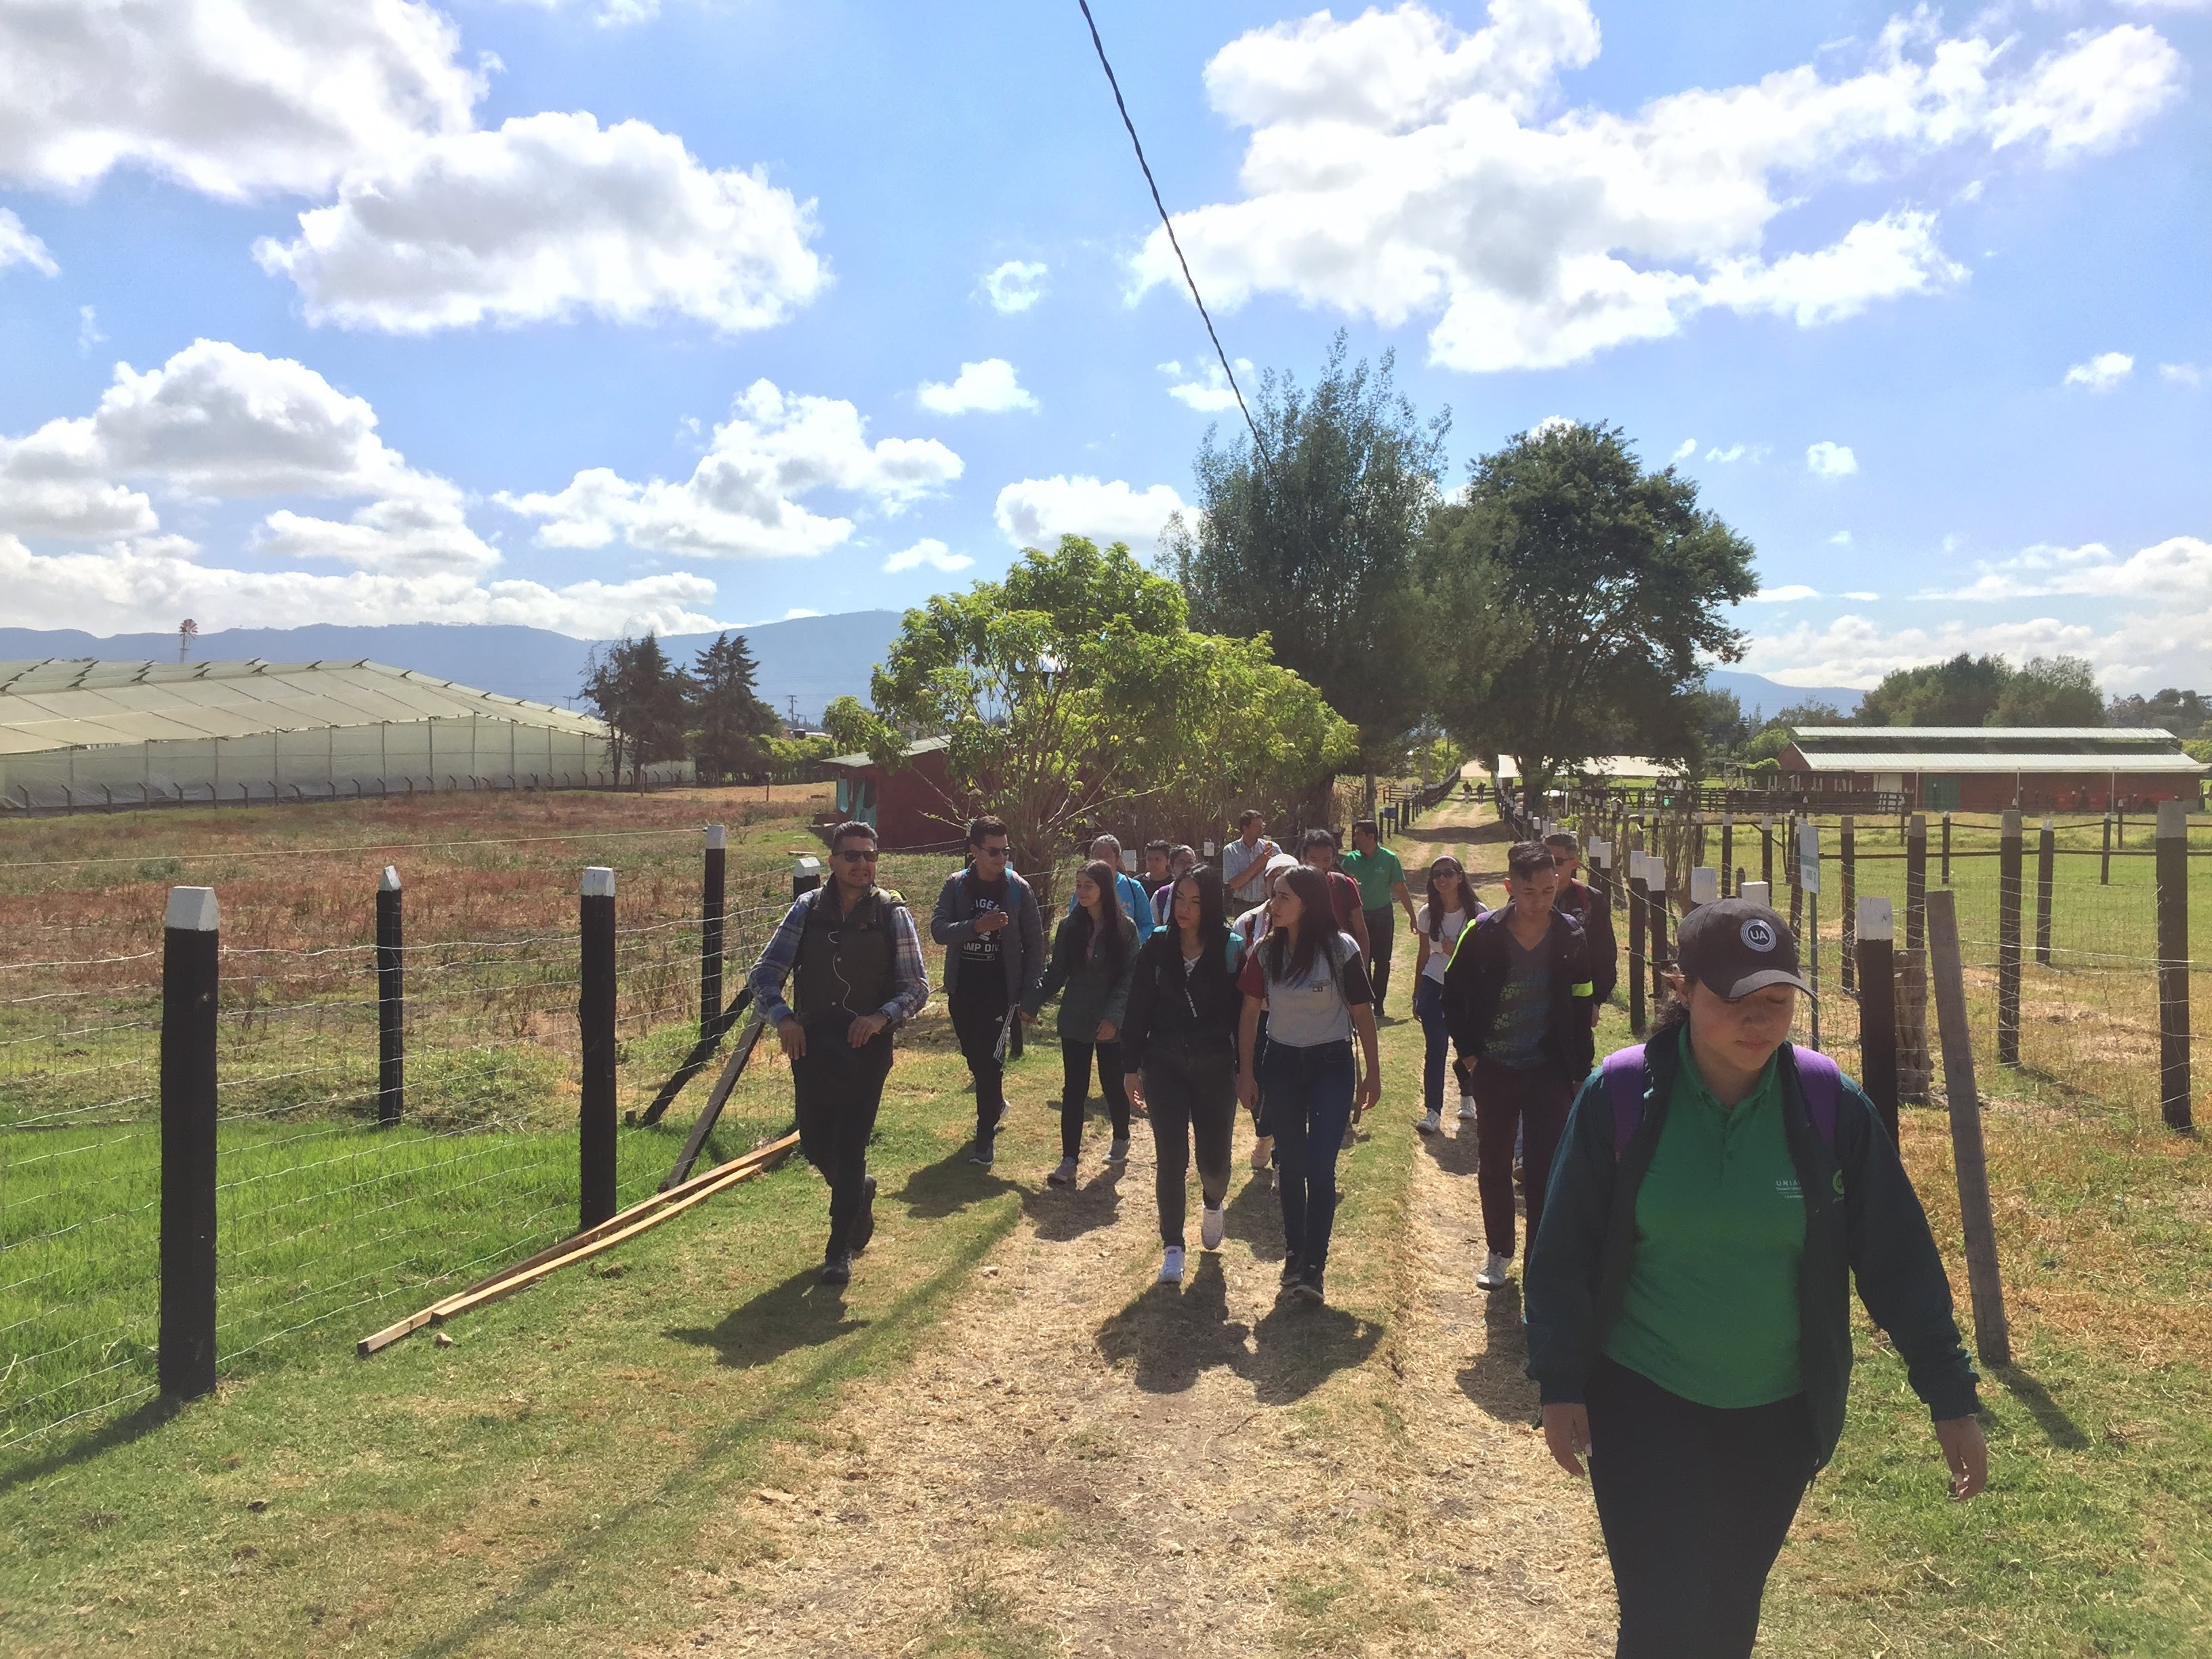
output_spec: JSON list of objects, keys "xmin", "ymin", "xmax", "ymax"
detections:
[{"xmin": 1675, "ymin": 898, "xmax": 1814, "ymax": 1000}]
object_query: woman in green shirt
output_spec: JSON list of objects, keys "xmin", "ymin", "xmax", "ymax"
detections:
[{"xmin": 1527, "ymin": 899, "xmax": 1987, "ymax": 1659}]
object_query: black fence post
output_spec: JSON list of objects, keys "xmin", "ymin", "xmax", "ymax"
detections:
[
  {"xmin": 1841, "ymin": 815, "xmax": 1858, "ymax": 994},
  {"xmin": 1941, "ymin": 811, "xmax": 1953, "ymax": 886},
  {"xmin": 1787, "ymin": 813, "xmax": 1804, "ymax": 939},
  {"xmin": 2102, "ymin": 812, "xmax": 2113, "ymax": 886},
  {"xmin": 1760, "ymin": 814, "xmax": 1774, "ymax": 890},
  {"xmin": 160, "ymin": 885, "xmax": 220, "ymax": 1403},
  {"xmin": 2156, "ymin": 802, "xmax": 2192, "ymax": 1132},
  {"xmin": 793, "ymin": 855, "xmax": 822, "ymax": 900},
  {"xmin": 2036, "ymin": 817, "xmax": 2056, "ymax": 968},
  {"xmin": 1998, "ymin": 810, "xmax": 2022, "ymax": 1067},
  {"xmin": 1628, "ymin": 853, "xmax": 1648, "ymax": 1038},
  {"xmin": 1906, "ymin": 813, "xmax": 1927, "ymax": 958},
  {"xmin": 1647, "ymin": 856, "xmax": 1671, "ymax": 1017},
  {"xmin": 1858, "ymin": 895, "xmax": 1900, "ymax": 1149},
  {"xmin": 580, "ymin": 866, "xmax": 618, "ymax": 1231},
  {"xmin": 1720, "ymin": 812, "xmax": 1734, "ymax": 899},
  {"xmin": 701, "ymin": 825, "xmax": 726, "ymax": 1042},
  {"xmin": 376, "ymin": 865, "xmax": 404, "ymax": 1127}
]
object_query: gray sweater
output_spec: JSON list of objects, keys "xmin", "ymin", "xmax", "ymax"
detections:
[{"xmin": 930, "ymin": 865, "xmax": 1047, "ymax": 1008}]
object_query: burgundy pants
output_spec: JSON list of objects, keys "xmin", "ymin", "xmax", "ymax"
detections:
[{"xmin": 1470, "ymin": 1058, "xmax": 1572, "ymax": 1258}]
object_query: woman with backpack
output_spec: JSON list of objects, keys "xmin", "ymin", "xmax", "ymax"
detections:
[
  {"xmin": 1526, "ymin": 897, "xmax": 1987, "ymax": 1659},
  {"xmin": 1233, "ymin": 851, "xmax": 1298, "ymax": 1176},
  {"xmin": 1410, "ymin": 854, "xmax": 1483, "ymax": 1137},
  {"xmin": 1025, "ymin": 859, "xmax": 1140, "ymax": 1187},
  {"xmin": 1235, "ymin": 863, "xmax": 1382, "ymax": 1305},
  {"xmin": 1121, "ymin": 865, "xmax": 1240, "ymax": 1284}
]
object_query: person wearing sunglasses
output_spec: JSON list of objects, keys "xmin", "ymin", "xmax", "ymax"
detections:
[
  {"xmin": 748, "ymin": 819, "xmax": 930, "ymax": 1285},
  {"xmin": 930, "ymin": 815, "xmax": 1046, "ymax": 1168}
]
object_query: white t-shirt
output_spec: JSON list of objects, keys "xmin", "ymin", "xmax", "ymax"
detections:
[{"xmin": 1415, "ymin": 902, "xmax": 1473, "ymax": 982}]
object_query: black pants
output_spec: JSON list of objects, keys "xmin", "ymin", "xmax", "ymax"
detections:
[
  {"xmin": 1587, "ymin": 1357, "xmax": 1815, "ymax": 1659},
  {"xmin": 1142, "ymin": 1040, "xmax": 1236, "ymax": 1243},
  {"xmin": 1469, "ymin": 1057, "xmax": 1572, "ymax": 1258},
  {"xmin": 949, "ymin": 980, "xmax": 1010, "ymax": 1141},
  {"xmin": 1059, "ymin": 1038, "xmax": 1128, "ymax": 1158},
  {"xmin": 1363, "ymin": 907, "xmax": 1396, "ymax": 1008},
  {"xmin": 792, "ymin": 1012, "xmax": 895, "ymax": 1255}
]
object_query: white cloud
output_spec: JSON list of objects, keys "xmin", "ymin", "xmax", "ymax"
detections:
[
  {"xmin": 1133, "ymin": 3, "xmax": 2182, "ymax": 371},
  {"xmin": 1928, "ymin": 536, "xmax": 2212, "ymax": 602},
  {"xmin": 1745, "ymin": 583, "xmax": 1822, "ymax": 603},
  {"xmin": 994, "ymin": 476, "xmax": 1190, "ymax": 557},
  {"xmin": 1669, "ymin": 438, "xmax": 1697, "ymax": 463},
  {"xmin": 1161, "ymin": 356, "xmax": 1256, "ymax": 412},
  {"xmin": 2158, "ymin": 362, "xmax": 2203, "ymax": 388},
  {"xmin": 0, "ymin": 0, "xmax": 482, "ymax": 200},
  {"xmin": 77, "ymin": 306, "xmax": 103, "ymax": 352},
  {"xmin": 1706, "ymin": 443, "xmax": 1756, "ymax": 463},
  {"xmin": 981, "ymin": 260, "xmax": 1048, "ymax": 314},
  {"xmin": 254, "ymin": 112, "xmax": 825, "ymax": 334},
  {"xmin": 783, "ymin": 607, "xmax": 823, "ymax": 619},
  {"xmin": 1532, "ymin": 415, "xmax": 1577, "ymax": 437},
  {"xmin": 1839, "ymin": 589, "xmax": 1880, "ymax": 600},
  {"xmin": 501, "ymin": 379, "xmax": 962, "ymax": 560},
  {"xmin": 2063, "ymin": 350, "xmax": 2134, "ymax": 390},
  {"xmin": 0, "ymin": 208, "xmax": 56, "ymax": 276},
  {"xmin": 1806, "ymin": 441, "xmax": 1859, "ymax": 477},
  {"xmin": 1830, "ymin": 530, "xmax": 1853, "ymax": 545},
  {"xmin": 882, "ymin": 537, "xmax": 975, "ymax": 574},
  {"xmin": 916, "ymin": 359, "xmax": 1037, "ymax": 415}
]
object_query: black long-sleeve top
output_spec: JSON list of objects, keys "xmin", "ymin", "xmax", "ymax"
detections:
[{"xmin": 1118, "ymin": 926, "xmax": 1242, "ymax": 1069}]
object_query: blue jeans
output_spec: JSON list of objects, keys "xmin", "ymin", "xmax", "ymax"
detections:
[
  {"xmin": 1413, "ymin": 976, "xmax": 1451, "ymax": 1115},
  {"xmin": 1263, "ymin": 1038, "xmax": 1356, "ymax": 1280}
]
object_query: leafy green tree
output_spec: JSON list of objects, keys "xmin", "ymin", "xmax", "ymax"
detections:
[
  {"xmin": 1990, "ymin": 655, "xmax": 2105, "ymax": 726},
  {"xmin": 819, "ymin": 695, "xmax": 881, "ymax": 757},
  {"xmin": 689, "ymin": 632, "xmax": 779, "ymax": 784},
  {"xmin": 1164, "ymin": 335, "xmax": 1458, "ymax": 804},
  {"xmin": 2109, "ymin": 687, "xmax": 2211, "ymax": 739},
  {"xmin": 1854, "ymin": 654, "xmax": 2009, "ymax": 726},
  {"xmin": 1743, "ymin": 699, "xmax": 1849, "ymax": 764},
  {"xmin": 581, "ymin": 633, "xmax": 694, "ymax": 790},
  {"xmin": 1430, "ymin": 422, "xmax": 1758, "ymax": 808}
]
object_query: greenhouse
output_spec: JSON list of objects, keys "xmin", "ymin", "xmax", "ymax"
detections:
[{"xmin": 0, "ymin": 658, "xmax": 682, "ymax": 813}]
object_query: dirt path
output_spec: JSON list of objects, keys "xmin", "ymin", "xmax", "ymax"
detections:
[{"xmin": 667, "ymin": 797, "xmax": 1612, "ymax": 1658}]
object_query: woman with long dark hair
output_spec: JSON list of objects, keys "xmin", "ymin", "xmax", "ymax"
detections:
[
  {"xmin": 1122, "ymin": 865, "xmax": 1240, "ymax": 1284},
  {"xmin": 1235, "ymin": 863, "xmax": 1381, "ymax": 1304},
  {"xmin": 1025, "ymin": 858, "xmax": 1139, "ymax": 1187},
  {"xmin": 1411, "ymin": 854, "xmax": 1482, "ymax": 1136}
]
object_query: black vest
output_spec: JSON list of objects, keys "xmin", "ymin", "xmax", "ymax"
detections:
[{"xmin": 793, "ymin": 886, "xmax": 901, "ymax": 1019}]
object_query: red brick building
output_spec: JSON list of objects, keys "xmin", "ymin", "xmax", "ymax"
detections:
[{"xmin": 1779, "ymin": 727, "xmax": 2205, "ymax": 813}]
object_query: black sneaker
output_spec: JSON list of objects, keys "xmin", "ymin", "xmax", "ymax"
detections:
[
  {"xmin": 968, "ymin": 1135, "xmax": 996, "ymax": 1168},
  {"xmin": 1279, "ymin": 1256, "xmax": 1304, "ymax": 1290},
  {"xmin": 820, "ymin": 1251, "xmax": 852, "ymax": 1286},
  {"xmin": 1294, "ymin": 1265, "xmax": 1325, "ymax": 1306},
  {"xmin": 851, "ymin": 1177, "xmax": 877, "ymax": 1254},
  {"xmin": 994, "ymin": 1101, "xmax": 1009, "ymax": 1130}
]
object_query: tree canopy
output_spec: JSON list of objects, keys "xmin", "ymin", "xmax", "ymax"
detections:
[
  {"xmin": 689, "ymin": 632, "xmax": 780, "ymax": 785},
  {"xmin": 579, "ymin": 634, "xmax": 693, "ymax": 791},
  {"xmin": 1854, "ymin": 653, "xmax": 2105, "ymax": 727}
]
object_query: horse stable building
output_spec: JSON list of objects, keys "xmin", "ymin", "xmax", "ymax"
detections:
[{"xmin": 1778, "ymin": 727, "xmax": 2206, "ymax": 814}]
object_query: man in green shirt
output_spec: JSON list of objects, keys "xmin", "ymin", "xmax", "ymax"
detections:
[{"xmin": 1340, "ymin": 819, "xmax": 1415, "ymax": 1012}]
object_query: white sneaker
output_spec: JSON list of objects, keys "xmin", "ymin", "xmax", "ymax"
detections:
[
  {"xmin": 1457, "ymin": 1096, "xmax": 1477, "ymax": 1122},
  {"xmin": 1160, "ymin": 1246, "xmax": 1186, "ymax": 1284},
  {"xmin": 1476, "ymin": 1252, "xmax": 1511, "ymax": 1290},
  {"xmin": 1416, "ymin": 1109, "xmax": 1442, "ymax": 1136},
  {"xmin": 1250, "ymin": 1135, "xmax": 1273, "ymax": 1172},
  {"xmin": 1107, "ymin": 1136, "xmax": 1130, "ymax": 1165},
  {"xmin": 1200, "ymin": 1204, "xmax": 1225, "ymax": 1250},
  {"xmin": 1048, "ymin": 1156, "xmax": 1077, "ymax": 1187}
]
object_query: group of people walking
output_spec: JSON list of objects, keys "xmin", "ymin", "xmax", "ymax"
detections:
[{"xmin": 746, "ymin": 804, "xmax": 1989, "ymax": 1658}]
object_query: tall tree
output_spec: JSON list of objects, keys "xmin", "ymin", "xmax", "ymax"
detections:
[
  {"xmin": 1854, "ymin": 653, "xmax": 2011, "ymax": 726},
  {"xmin": 1163, "ymin": 334, "xmax": 1455, "ymax": 802},
  {"xmin": 581, "ymin": 634, "xmax": 693, "ymax": 791},
  {"xmin": 1990, "ymin": 655, "xmax": 2105, "ymax": 726},
  {"xmin": 1430, "ymin": 422, "xmax": 1757, "ymax": 806},
  {"xmin": 689, "ymin": 632, "xmax": 779, "ymax": 784}
]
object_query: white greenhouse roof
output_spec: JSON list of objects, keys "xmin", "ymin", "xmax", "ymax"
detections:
[
  {"xmin": 1791, "ymin": 751, "xmax": 2204, "ymax": 775},
  {"xmin": 0, "ymin": 659, "xmax": 605, "ymax": 758},
  {"xmin": 1791, "ymin": 726, "xmax": 2179, "ymax": 742}
]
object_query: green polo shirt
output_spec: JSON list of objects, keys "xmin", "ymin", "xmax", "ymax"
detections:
[
  {"xmin": 1339, "ymin": 844, "xmax": 1405, "ymax": 912},
  {"xmin": 1604, "ymin": 1029, "xmax": 1806, "ymax": 1408}
]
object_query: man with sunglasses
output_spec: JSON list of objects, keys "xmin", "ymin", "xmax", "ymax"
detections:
[
  {"xmin": 931, "ymin": 815, "xmax": 1047, "ymax": 1168},
  {"xmin": 750, "ymin": 820, "xmax": 930, "ymax": 1285}
]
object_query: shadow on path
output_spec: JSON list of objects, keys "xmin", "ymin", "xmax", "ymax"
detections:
[
  {"xmin": 1094, "ymin": 1254, "xmax": 1254, "ymax": 1395},
  {"xmin": 1994, "ymin": 1362, "xmax": 2089, "ymax": 1450},
  {"xmin": 665, "ymin": 1267, "xmax": 868, "ymax": 1370},
  {"xmin": 1456, "ymin": 1281, "xmax": 1538, "ymax": 1423}
]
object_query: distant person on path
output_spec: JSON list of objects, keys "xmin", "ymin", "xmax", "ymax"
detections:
[
  {"xmin": 1233, "ymin": 851, "xmax": 1300, "ymax": 1177},
  {"xmin": 1027, "ymin": 859, "xmax": 1140, "ymax": 1186},
  {"xmin": 1149, "ymin": 844, "xmax": 1197, "ymax": 928},
  {"xmin": 1066, "ymin": 834, "xmax": 1157, "ymax": 944},
  {"xmin": 930, "ymin": 815, "xmax": 1046, "ymax": 1170},
  {"xmin": 1298, "ymin": 827, "xmax": 1372, "ymax": 960},
  {"xmin": 1340, "ymin": 818, "xmax": 1416, "ymax": 1014},
  {"xmin": 1237, "ymin": 865, "xmax": 1382, "ymax": 1306},
  {"xmin": 1441, "ymin": 841, "xmax": 1595, "ymax": 1292},
  {"xmin": 1410, "ymin": 855, "xmax": 1483, "ymax": 1136},
  {"xmin": 1527, "ymin": 899, "xmax": 1986, "ymax": 1659},
  {"xmin": 750, "ymin": 820, "xmax": 930, "ymax": 1286},
  {"xmin": 1221, "ymin": 809, "xmax": 1280, "ymax": 909},
  {"xmin": 1547, "ymin": 830, "xmax": 1617, "ymax": 1027},
  {"xmin": 1122, "ymin": 865, "xmax": 1240, "ymax": 1284}
]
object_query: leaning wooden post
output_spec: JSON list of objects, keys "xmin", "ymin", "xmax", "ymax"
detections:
[
  {"xmin": 376, "ymin": 865, "xmax": 404, "ymax": 1128},
  {"xmin": 1926, "ymin": 888, "xmax": 2011, "ymax": 1367},
  {"xmin": 2035, "ymin": 817, "xmax": 2056, "ymax": 969},
  {"xmin": 1628, "ymin": 854, "xmax": 1649, "ymax": 1037},
  {"xmin": 160, "ymin": 886, "xmax": 221, "ymax": 1403},
  {"xmin": 1857, "ymin": 895, "xmax": 1900, "ymax": 1148},
  {"xmin": 2156, "ymin": 801, "xmax": 2193, "ymax": 1132},
  {"xmin": 700, "ymin": 825, "xmax": 726, "ymax": 1042},
  {"xmin": 1841, "ymin": 815, "xmax": 1858, "ymax": 994},
  {"xmin": 1998, "ymin": 810, "xmax": 2023, "ymax": 1067},
  {"xmin": 580, "ymin": 867, "xmax": 618, "ymax": 1231}
]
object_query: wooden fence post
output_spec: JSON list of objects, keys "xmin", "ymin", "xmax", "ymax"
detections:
[
  {"xmin": 1721, "ymin": 812, "xmax": 1734, "ymax": 898},
  {"xmin": 160, "ymin": 886, "xmax": 221, "ymax": 1402},
  {"xmin": 1925, "ymin": 888, "xmax": 2011, "ymax": 1367},
  {"xmin": 1761, "ymin": 814, "xmax": 1774, "ymax": 890},
  {"xmin": 1998, "ymin": 810, "xmax": 2023, "ymax": 1067},
  {"xmin": 1942, "ymin": 811, "xmax": 1953, "ymax": 886},
  {"xmin": 2157, "ymin": 800, "xmax": 2193, "ymax": 1132},
  {"xmin": 1841, "ymin": 815, "xmax": 1858, "ymax": 994},
  {"xmin": 793, "ymin": 855, "xmax": 822, "ymax": 899},
  {"xmin": 1688, "ymin": 866, "xmax": 1717, "ymax": 909},
  {"xmin": 1629, "ymin": 853, "xmax": 1649, "ymax": 1038},
  {"xmin": 1788, "ymin": 812, "xmax": 1804, "ymax": 939},
  {"xmin": 1858, "ymin": 895, "xmax": 1900, "ymax": 1147},
  {"xmin": 2102, "ymin": 812, "xmax": 2113, "ymax": 886},
  {"xmin": 1799, "ymin": 818, "xmax": 1822, "ymax": 1050},
  {"xmin": 1906, "ymin": 813, "xmax": 1927, "ymax": 958},
  {"xmin": 1647, "ymin": 855, "xmax": 1673, "ymax": 1006},
  {"xmin": 580, "ymin": 867, "xmax": 618, "ymax": 1231},
  {"xmin": 2036, "ymin": 817, "xmax": 2056, "ymax": 969},
  {"xmin": 376, "ymin": 865, "xmax": 404, "ymax": 1127},
  {"xmin": 701, "ymin": 825, "xmax": 726, "ymax": 1042}
]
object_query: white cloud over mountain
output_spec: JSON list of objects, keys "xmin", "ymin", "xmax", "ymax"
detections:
[
  {"xmin": 994, "ymin": 476, "xmax": 1189, "ymax": 556},
  {"xmin": 1133, "ymin": 1, "xmax": 2183, "ymax": 371},
  {"xmin": 916, "ymin": 359, "xmax": 1037, "ymax": 415}
]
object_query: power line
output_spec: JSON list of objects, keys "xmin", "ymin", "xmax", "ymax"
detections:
[{"xmin": 1073, "ymin": 0, "xmax": 1278, "ymax": 488}]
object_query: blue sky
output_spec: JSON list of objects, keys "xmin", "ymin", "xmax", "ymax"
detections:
[{"xmin": 1, "ymin": 0, "xmax": 2207, "ymax": 692}]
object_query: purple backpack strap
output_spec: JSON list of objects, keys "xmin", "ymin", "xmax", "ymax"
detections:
[
  {"xmin": 1788, "ymin": 1044, "xmax": 1843, "ymax": 1153},
  {"xmin": 1603, "ymin": 1044, "xmax": 1650, "ymax": 1158}
]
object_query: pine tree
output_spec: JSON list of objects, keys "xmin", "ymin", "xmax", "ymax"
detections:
[{"xmin": 690, "ymin": 632, "xmax": 779, "ymax": 784}]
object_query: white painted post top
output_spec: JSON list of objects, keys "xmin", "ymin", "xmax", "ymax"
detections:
[
  {"xmin": 1911, "ymin": 813, "xmax": 1926, "ymax": 834},
  {"xmin": 1858, "ymin": 895, "xmax": 1894, "ymax": 941},
  {"xmin": 1742, "ymin": 880, "xmax": 1773, "ymax": 908},
  {"xmin": 2158, "ymin": 800, "xmax": 2188, "ymax": 838},
  {"xmin": 1722, "ymin": 811, "xmax": 1734, "ymax": 825},
  {"xmin": 165, "ymin": 886, "xmax": 220, "ymax": 932},
  {"xmin": 2002, "ymin": 810, "xmax": 2023, "ymax": 836},
  {"xmin": 1203, "ymin": 841, "xmax": 1216, "ymax": 857},
  {"xmin": 705, "ymin": 824, "xmax": 726, "ymax": 851},
  {"xmin": 1761, "ymin": 815, "xmax": 1773, "ymax": 830},
  {"xmin": 1589, "ymin": 837, "xmax": 1610, "ymax": 867},
  {"xmin": 1689, "ymin": 867, "xmax": 1719, "ymax": 905},
  {"xmin": 2042, "ymin": 817, "xmax": 2055, "ymax": 833},
  {"xmin": 793, "ymin": 855, "xmax": 822, "ymax": 880},
  {"xmin": 1644, "ymin": 855, "xmax": 1668, "ymax": 893},
  {"xmin": 379, "ymin": 865, "xmax": 401, "ymax": 893},
  {"xmin": 581, "ymin": 866, "xmax": 615, "ymax": 898}
]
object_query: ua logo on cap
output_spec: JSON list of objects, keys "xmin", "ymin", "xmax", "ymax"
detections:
[{"xmin": 1741, "ymin": 918, "xmax": 1778, "ymax": 952}]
